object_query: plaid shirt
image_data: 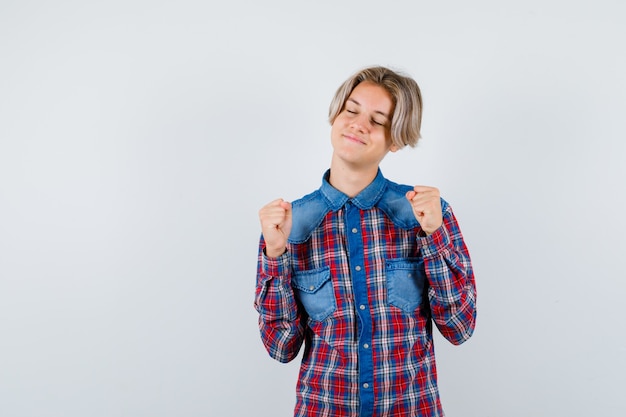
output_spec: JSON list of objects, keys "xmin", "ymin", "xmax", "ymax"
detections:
[{"xmin": 254, "ymin": 170, "xmax": 476, "ymax": 417}]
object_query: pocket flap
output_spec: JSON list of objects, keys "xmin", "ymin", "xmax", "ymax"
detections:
[
  {"xmin": 386, "ymin": 257, "xmax": 426, "ymax": 315},
  {"xmin": 292, "ymin": 267, "xmax": 331, "ymax": 294}
]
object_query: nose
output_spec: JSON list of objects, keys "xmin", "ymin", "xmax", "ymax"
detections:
[{"xmin": 350, "ymin": 113, "xmax": 369, "ymax": 132}]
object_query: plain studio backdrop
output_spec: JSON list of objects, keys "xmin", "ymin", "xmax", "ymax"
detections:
[{"xmin": 1, "ymin": 1, "xmax": 625, "ymax": 416}]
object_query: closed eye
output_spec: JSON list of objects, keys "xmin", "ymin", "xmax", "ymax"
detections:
[{"xmin": 372, "ymin": 117, "xmax": 390, "ymax": 127}]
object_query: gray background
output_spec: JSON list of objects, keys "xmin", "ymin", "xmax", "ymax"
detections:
[{"xmin": 1, "ymin": 1, "xmax": 625, "ymax": 416}]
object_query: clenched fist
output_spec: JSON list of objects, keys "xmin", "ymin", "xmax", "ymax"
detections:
[
  {"xmin": 258, "ymin": 198, "xmax": 293, "ymax": 258},
  {"xmin": 405, "ymin": 186, "xmax": 443, "ymax": 235}
]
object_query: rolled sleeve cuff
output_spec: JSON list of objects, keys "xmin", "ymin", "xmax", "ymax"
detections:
[
  {"xmin": 418, "ymin": 226, "xmax": 452, "ymax": 258},
  {"xmin": 261, "ymin": 249, "xmax": 292, "ymax": 278}
]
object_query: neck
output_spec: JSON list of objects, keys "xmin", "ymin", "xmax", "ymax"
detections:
[{"xmin": 328, "ymin": 156, "xmax": 379, "ymax": 198}]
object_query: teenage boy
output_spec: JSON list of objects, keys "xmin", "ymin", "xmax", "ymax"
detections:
[{"xmin": 255, "ymin": 66, "xmax": 477, "ymax": 417}]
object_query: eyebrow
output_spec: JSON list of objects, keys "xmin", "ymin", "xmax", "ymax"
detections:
[{"xmin": 347, "ymin": 98, "xmax": 390, "ymax": 119}]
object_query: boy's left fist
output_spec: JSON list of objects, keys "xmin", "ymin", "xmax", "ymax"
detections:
[{"xmin": 405, "ymin": 186, "xmax": 443, "ymax": 235}]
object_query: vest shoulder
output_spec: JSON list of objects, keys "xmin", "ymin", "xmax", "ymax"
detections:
[
  {"xmin": 378, "ymin": 180, "xmax": 418, "ymax": 229},
  {"xmin": 288, "ymin": 190, "xmax": 329, "ymax": 244}
]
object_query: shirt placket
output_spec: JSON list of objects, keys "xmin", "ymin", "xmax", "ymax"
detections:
[{"xmin": 345, "ymin": 201, "xmax": 374, "ymax": 417}]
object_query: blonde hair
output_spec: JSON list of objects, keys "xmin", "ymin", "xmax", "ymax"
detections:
[{"xmin": 328, "ymin": 66, "xmax": 423, "ymax": 148}]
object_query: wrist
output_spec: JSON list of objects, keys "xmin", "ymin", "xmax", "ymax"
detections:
[{"xmin": 265, "ymin": 246, "xmax": 287, "ymax": 258}]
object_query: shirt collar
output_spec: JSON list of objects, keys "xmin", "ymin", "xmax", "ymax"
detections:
[{"xmin": 320, "ymin": 169, "xmax": 387, "ymax": 211}]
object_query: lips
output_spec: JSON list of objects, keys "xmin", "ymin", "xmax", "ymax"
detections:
[{"xmin": 343, "ymin": 133, "xmax": 366, "ymax": 145}]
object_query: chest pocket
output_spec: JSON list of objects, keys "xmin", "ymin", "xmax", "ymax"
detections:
[
  {"xmin": 291, "ymin": 267, "xmax": 336, "ymax": 322},
  {"xmin": 386, "ymin": 258, "xmax": 427, "ymax": 315}
]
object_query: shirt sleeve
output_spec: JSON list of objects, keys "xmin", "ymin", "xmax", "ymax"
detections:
[
  {"xmin": 253, "ymin": 237, "xmax": 305, "ymax": 362},
  {"xmin": 418, "ymin": 202, "xmax": 477, "ymax": 345}
]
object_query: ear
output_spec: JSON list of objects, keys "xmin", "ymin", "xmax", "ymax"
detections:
[{"xmin": 389, "ymin": 143, "xmax": 400, "ymax": 153}]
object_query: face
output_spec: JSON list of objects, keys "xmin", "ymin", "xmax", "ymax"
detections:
[{"xmin": 330, "ymin": 81, "xmax": 397, "ymax": 171}]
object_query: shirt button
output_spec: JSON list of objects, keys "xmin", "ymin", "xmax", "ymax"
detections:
[
  {"xmin": 355, "ymin": 265, "xmax": 361, "ymax": 271},
  {"xmin": 363, "ymin": 343, "xmax": 369, "ymax": 349},
  {"xmin": 351, "ymin": 227, "xmax": 358, "ymax": 233},
  {"xmin": 309, "ymin": 285, "xmax": 315, "ymax": 291},
  {"xmin": 359, "ymin": 304, "xmax": 366, "ymax": 310},
  {"xmin": 363, "ymin": 383, "xmax": 369, "ymax": 389}
]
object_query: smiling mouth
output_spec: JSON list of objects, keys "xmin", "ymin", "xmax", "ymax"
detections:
[{"xmin": 344, "ymin": 134, "xmax": 366, "ymax": 145}]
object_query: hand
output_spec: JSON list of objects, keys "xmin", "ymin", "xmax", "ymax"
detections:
[
  {"xmin": 405, "ymin": 186, "xmax": 443, "ymax": 235},
  {"xmin": 258, "ymin": 198, "xmax": 292, "ymax": 257}
]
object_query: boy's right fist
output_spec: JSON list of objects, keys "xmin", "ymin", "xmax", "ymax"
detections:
[{"xmin": 258, "ymin": 198, "xmax": 292, "ymax": 258}]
